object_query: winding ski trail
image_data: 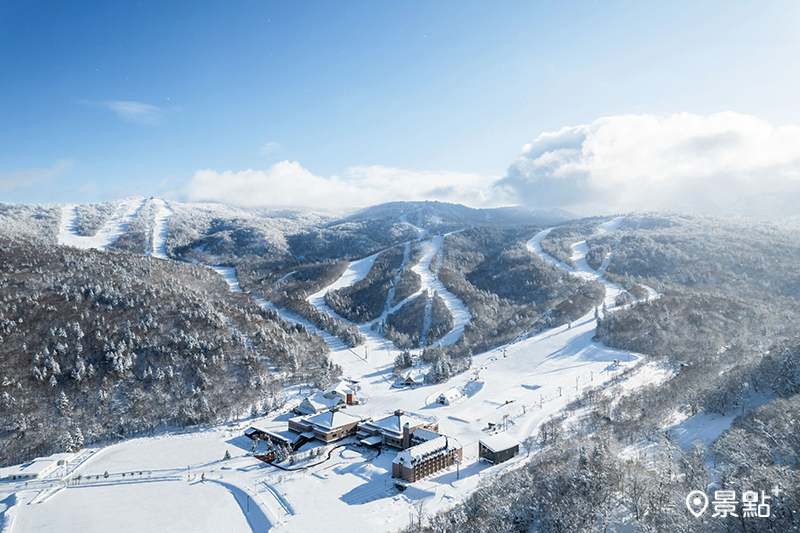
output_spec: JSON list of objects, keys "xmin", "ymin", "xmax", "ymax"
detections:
[{"xmin": 527, "ymin": 216, "xmax": 656, "ymax": 309}]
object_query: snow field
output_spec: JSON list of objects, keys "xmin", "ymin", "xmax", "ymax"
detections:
[
  {"xmin": 149, "ymin": 198, "xmax": 171, "ymax": 259},
  {"xmin": 57, "ymin": 198, "xmax": 146, "ymax": 250},
  {"xmin": 12, "ymin": 479, "xmax": 251, "ymax": 533}
]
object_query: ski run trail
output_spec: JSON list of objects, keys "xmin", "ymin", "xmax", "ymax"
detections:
[
  {"xmin": 10, "ymin": 206, "xmax": 671, "ymax": 533},
  {"xmin": 148, "ymin": 198, "xmax": 172, "ymax": 259},
  {"xmin": 57, "ymin": 198, "xmax": 147, "ymax": 250}
]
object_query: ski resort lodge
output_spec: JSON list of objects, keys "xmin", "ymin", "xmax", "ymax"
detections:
[
  {"xmin": 324, "ymin": 379, "xmax": 359, "ymax": 405},
  {"xmin": 391, "ymin": 430, "xmax": 463, "ymax": 482},
  {"xmin": 292, "ymin": 379, "xmax": 359, "ymax": 416},
  {"xmin": 293, "ymin": 392, "xmax": 346, "ymax": 416},
  {"xmin": 247, "ymin": 407, "xmax": 463, "ymax": 483},
  {"xmin": 478, "ymin": 433, "xmax": 520, "ymax": 465},
  {"xmin": 288, "ymin": 409, "xmax": 362, "ymax": 444},
  {"xmin": 437, "ymin": 388, "xmax": 464, "ymax": 406},
  {"xmin": 357, "ymin": 410, "xmax": 438, "ymax": 449}
]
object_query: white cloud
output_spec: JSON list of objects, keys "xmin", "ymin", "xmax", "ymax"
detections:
[
  {"xmin": 184, "ymin": 161, "xmax": 508, "ymax": 209},
  {"xmin": 260, "ymin": 142, "xmax": 281, "ymax": 155},
  {"xmin": 185, "ymin": 112, "xmax": 800, "ymax": 217},
  {"xmin": 102, "ymin": 100, "xmax": 166, "ymax": 125},
  {"xmin": 0, "ymin": 159, "xmax": 74, "ymax": 193},
  {"xmin": 496, "ymin": 112, "xmax": 800, "ymax": 217}
]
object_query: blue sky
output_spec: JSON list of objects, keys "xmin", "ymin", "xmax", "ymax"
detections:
[{"xmin": 2, "ymin": 1, "xmax": 800, "ymax": 209}]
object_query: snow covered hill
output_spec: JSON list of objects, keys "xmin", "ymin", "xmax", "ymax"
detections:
[{"xmin": 3, "ymin": 201, "xmax": 799, "ymax": 532}]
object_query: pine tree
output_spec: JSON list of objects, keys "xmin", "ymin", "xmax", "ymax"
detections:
[
  {"xmin": 73, "ymin": 427, "xmax": 84, "ymax": 450},
  {"xmin": 57, "ymin": 391, "xmax": 70, "ymax": 416}
]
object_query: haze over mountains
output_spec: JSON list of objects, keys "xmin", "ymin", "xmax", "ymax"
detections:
[
  {"xmin": 173, "ymin": 112, "xmax": 800, "ymax": 222},
  {"xmin": 7, "ymin": 111, "xmax": 800, "ymax": 222}
]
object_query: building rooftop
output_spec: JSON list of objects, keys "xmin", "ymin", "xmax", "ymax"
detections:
[
  {"xmin": 364, "ymin": 411, "xmax": 431, "ymax": 436},
  {"xmin": 325, "ymin": 380, "xmax": 356, "ymax": 397},
  {"xmin": 295, "ymin": 392, "xmax": 345, "ymax": 414},
  {"xmin": 306, "ymin": 409, "xmax": 361, "ymax": 430},
  {"xmin": 393, "ymin": 435, "xmax": 460, "ymax": 465},
  {"xmin": 410, "ymin": 428, "xmax": 441, "ymax": 443},
  {"xmin": 438, "ymin": 388, "xmax": 463, "ymax": 402},
  {"xmin": 479, "ymin": 433, "xmax": 520, "ymax": 453},
  {"xmin": 0, "ymin": 456, "xmax": 62, "ymax": 479}
]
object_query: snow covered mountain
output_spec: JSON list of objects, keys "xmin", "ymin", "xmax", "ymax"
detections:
[{"xmin": 1, "ymin": 201, "xmax": 799, "ymax": 532}]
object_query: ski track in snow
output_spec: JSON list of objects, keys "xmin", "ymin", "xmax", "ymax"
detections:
[
  {"xmin": 376, "ymin": 242, "xmax": 410, "ymax": 326},
  {"xmin": 412, "ymin": 235, "xmax": 471, "ymax": 348},
  {"xmin": 208, "ymin": 264, "xmax": 354, "ymax": 354},
  {"xmin": 296, "ymin": 212, "xmax": 473, "ymax": 386},
  {"xmin": 148, "ymin": 199, "xmax": 171, "ymax": 259},
  {"xmin": 57, "ymin": 198, "xmax": 146, "ymax": 250},
  {"xmin": 527, "ymin": 216, "xmax": 657, "ymax": 308}
]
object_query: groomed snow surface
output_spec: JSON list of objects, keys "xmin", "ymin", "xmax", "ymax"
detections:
[
  {"xmin": 148, "ymin": 199, "xmax": 172, "ymax": 259},
  {"xmin": 5, "ymin": 212, "xmax": 666, "ymax": 532},
  {"xmin": 58, "ymin": 198, "xmax": 146, "ymax": 251}
]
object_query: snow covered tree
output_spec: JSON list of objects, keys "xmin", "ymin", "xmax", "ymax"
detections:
[{"xmin": 57, "ymin": 391, "xmax": 70, "ymax": 416}]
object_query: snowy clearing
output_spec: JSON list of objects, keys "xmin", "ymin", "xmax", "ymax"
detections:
[
  {"xmin": 149, "ymin": 198, "xmax": 171, "ymax": 259},
  {"xmin": 57, "ymin": 198, "xmax": 146, "ymax": 251}
]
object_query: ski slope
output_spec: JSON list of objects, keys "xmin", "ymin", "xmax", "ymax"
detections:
[
  {"xmin": 57, "ymin": 198, "xmax": 146, "ymax": 250},
  {"xmin": 413, "ymin": 235, "xmax": 471, "ymax": 348},
  {"xmin": 306, "ymin": 252, "xmax": 381, "ymax": 311},
  {"xmin": 208, "ymin": 264, "xmax": 354, "ymax": 354},
  {"xmin": 308, "ymin": 213, "xmax": 471, "ymax": 350},
  {"xmin": 149, "ymin": 198, "xmax": 172, "ymax": 259},
  {"xmin": 526, "ymin": 216, "xmax": 656, "ymax": 309}
]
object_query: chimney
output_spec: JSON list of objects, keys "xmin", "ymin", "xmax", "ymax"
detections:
[{"xmin": 402, "ymin": 422, "xmax": 411, "ymax": 450}]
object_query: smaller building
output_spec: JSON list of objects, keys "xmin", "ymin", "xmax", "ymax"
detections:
[
  {"xmin": 244, "ymin": 427, "xmax": 269, "ymax": 440},
  {"xmin": 393, "ymin": 372, "xmax": 424, "ymax": 388},
  {"xmin": 437, "ymin": 388, "xmax": 463, "ymax": 406},
  {"xmin": 293, "ymin": 391, "xmax": 346, "ymax": 416},
  {"xmin": 478, "ymin": 433, "xmax": 520, "ymax": 465},
  {"xmin": 1, "ymin": 453, "xmax": 75, "ymax": 481},
  {"xmin": 324, "ymin": 379, "xmax": 359, "ymax": 405},
  {"xmin": 244, "ymin": 426, "xmax": 303, "ymax": 449}
]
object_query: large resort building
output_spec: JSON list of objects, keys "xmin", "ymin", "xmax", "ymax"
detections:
[
  {"xmin": 357, "ymin": 410, "xmax": 462, "ymax": 483},
  {"xmin": 391, "ymin": 431, "xmax": 462, "ymax": 483},
  {"xmin": 357, "ymin": 410, "xmax": 438, "ymax": 449},
  {"xmin": 247, "ymin": 406, "xmax": 462, "ymax": 483},
  {"xmin": 289, "ymin": 409, "xmax": 361, "ymax": 444}
]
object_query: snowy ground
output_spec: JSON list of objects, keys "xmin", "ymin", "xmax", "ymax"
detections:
[
  {"xmin": 57, "ymin": 198, "xmax": 146, "ymax": 250},
  {"xmin": 2, "ymin": 208, "xmax": 667, "ymax": 532},
  {"xmin": 148, "ymin": 198, "xmax": 171, "ymax": 259}
]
